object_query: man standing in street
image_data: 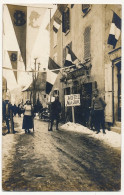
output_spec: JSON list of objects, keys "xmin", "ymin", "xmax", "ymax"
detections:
[
  {"xmin": 49, "ymin": 96, "xmax": 61, "ymax": 131},
  {"xmin": 91, "ymin": 89, "xmax": 106, "ymax": 134},
  {"xmin": 2, "ymin": 98, "xmax": 11, "ymax": 133}
]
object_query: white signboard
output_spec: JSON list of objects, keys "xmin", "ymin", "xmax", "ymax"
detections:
[{"xmin": 65, "ymin": 94, "xmax": 80, "ymax": 107}]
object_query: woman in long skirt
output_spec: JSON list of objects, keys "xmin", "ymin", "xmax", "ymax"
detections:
[{"xmin": 22, "ymin": 100, "xmax": 33, "ymax": 133}]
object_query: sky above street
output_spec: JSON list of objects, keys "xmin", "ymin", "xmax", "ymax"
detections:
[{"xmin": 2, "ymin": 3, "xmax": 57, "ymax": 90}]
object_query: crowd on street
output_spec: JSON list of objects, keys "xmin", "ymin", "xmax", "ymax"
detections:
[{"xmin": 2, "ymin": 89, "xmax": 108, "ymax": 136}]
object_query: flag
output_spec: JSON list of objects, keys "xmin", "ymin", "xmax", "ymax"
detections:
[
  {"xmin": 26, "ymin": 7, "xmax": 46, "ymax": 69},
  {"xmin": 8, "ymin": 51, "xmax": 18, "ymax": 82},
  {"xmin": 53, "ymin": 16, "xmax": 61, "ymax": 32},
  {"xmin": 64, "ymin": 47, "xmax": 77, "ymax": 67},
  {"xmin": 48, "ymin": 57, "xmax": 60, "ymax": 74},
  {"xmin": 108, "ymin": 12, "xmax": 121, "ymax": 49},
  {"xmin": 7, "ymin": 5, "xmax": 47, "ymax": 70},
  {"xmin": 35, "ymin": 72, "xmax": 46, "ymax": 91},
  {"xmin": 7, "ymin": 5, "xmax": 27, "ymax": 69},
  {"xmin": 46, "ymin": 70, "xmax": 58, "ymax": 94}
]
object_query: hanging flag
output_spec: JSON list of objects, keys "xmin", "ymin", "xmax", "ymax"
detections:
[
  {"xmin": 8, "ymin": 51, "xmax": 18, "ymax": 82},
  {"xmin": 64, "ymin": 46, "xmax": 77, "ymax": 67},
  {"xmin": 48, "ymin": 57, "xmax": 60, "ymax": 74},
  {"xmin": 26, "ymin": 7, "xmax": 46, "ymax": 69},
  {"xmin": 108, "ymin": 11, "xmax": 121, "ymax": 49},
  {"xmin": 46, "ymin": 70, "xmax": 58, "ymax": 94},
  {"xmin": 7, "ymin": 4, "xmax": 27, "ymax": 69},
  {"xmin": 53, "ymin": 16, "xmax": 61, "ymax": 32},
  {"xmin": 35, "ymin": 72, "xmax": 46, "ymax": 91}
]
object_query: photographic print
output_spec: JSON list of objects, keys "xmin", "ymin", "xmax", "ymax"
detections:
[{"xmin": 2, "ymin": 0, "xmax": 122, "ymax": 192}]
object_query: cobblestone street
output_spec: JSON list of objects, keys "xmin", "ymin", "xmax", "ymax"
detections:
[{"xmin": 2, "ymin": 116, "xmax": 121, "ymax": 191}]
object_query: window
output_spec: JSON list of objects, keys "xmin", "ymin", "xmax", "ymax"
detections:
[
  {"xmin": 82, "ymin": 4, "xmax": 91, "ymax": 16},
  {"xmin": 84, "ymin": 27, "xmax": 91, "ymax": 60},
  {"xmin": 62, "ymin": 8, "xmax": 70, "ymax": 33},
  {"xmin": 53, "ymin": 31, "xmax": 57, "ymax": 48}
]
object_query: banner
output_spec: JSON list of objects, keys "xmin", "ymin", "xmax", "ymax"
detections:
[
  {"xmin": 8, "ymin": 51, "xmax": 18, "ymax": 81},
  {"xmin": 7, "ymin": 4, "xmax": 27, "ymax": 69},
  {"xmin": 26, "ymin": 7, "xmax": 46, "ymax": 69}
]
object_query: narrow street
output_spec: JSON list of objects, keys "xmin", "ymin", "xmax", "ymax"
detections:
[{"xmin": 2, "ymin": 116, "xmax": 121, "ymax": 191}]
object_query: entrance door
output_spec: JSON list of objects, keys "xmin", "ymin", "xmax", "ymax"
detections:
[{"xmin": 117, "ymin": 62, "xmax": 121, "ymax": 121}]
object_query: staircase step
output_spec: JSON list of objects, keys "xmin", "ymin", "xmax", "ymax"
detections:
[{"xmin": 111, "ymin": 126, "xmax": 121, "ymax": 134}]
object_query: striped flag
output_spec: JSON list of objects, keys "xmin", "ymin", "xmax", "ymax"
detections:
[
  {"xmin": 108, "ymin": 12, "xmax": 121, "ymax": 49},
  {"xmin": 46, "ymin": 70, "xmax": 58, "ymax": 94},
  {"xmin": 64, "ymin": 47, "xmax": 77, "ymax": 67},
  {"xmin": 53, "ymin": 16, "xmax": 61, "ymax": 32}
]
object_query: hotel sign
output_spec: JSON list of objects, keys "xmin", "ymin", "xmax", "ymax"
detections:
[
  {"xmin": 65, "ymin": 94, "xmax": 80, "ymax": 107},
  {"xmin": 66, "ymin": 67, "xmax": 89, "ymax": 80}
]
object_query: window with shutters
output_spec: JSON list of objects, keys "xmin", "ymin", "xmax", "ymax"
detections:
[
  {"xmin": 84, "ymin": 27, "xmax": 91, "ymax": 60},
  {"xmin": 62, "ymin": 8, "xmax": 70, "ymax": 34},
  {"xmin": 82, "ymin": 4, "xmax": 91, "ymax": 16},
  {"xmin": 63, "ymin": 42, "xmax": 72, "ymax": 65}
]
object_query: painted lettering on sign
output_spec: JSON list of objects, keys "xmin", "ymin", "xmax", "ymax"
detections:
[{"xmin": 65, "ymin": 94, "xmax": 80, "ymax": 107}]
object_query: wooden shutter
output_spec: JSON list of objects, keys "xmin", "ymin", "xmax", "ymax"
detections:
[
  {"xmin": 62, "ymin": 11, "xmax": 66, "ymax": 33},
  {"xmin": 105, "ymin": 63, "xmax": 113, "ymax": 123},
  {"xmin": 62, "ymin": 8, "xmax": 70, "ymax": 33},
  {"xmin": 84, "ymin": 27, "xmax": 91, "ymax": 60},
  {"xmin": 66, "ymin": 8, "xmax": 70, "ymax": 32}
]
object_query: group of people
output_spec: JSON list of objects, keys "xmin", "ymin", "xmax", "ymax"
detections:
[{"xmin": 2, "ymin": 88, "xmax": 106, "ymax": 135}]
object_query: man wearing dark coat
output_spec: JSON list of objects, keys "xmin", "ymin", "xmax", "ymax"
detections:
[
  {"xmin": 49, "ymin": 96, "xmax": 61, "ymax": 131},
  {"xmin": 2, "ymin": 99, "xmax": 11, "ymax": 133}
]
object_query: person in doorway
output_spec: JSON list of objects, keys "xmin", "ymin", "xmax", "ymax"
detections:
[
  {"xmin": 49, "ymin": 96, "xmax": 61, "ymax": 131},
  {"xmin": 22, "ymin": 100, "xmax": 34, "ymax": 133},
  {"xmin": 91, "ymin": 89, "xmax": 106, "ymax": 134}
]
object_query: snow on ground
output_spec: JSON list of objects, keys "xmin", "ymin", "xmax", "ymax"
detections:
[{"xmin": 60, "ymin": 122, "xmax": 121, "ymax": 150}]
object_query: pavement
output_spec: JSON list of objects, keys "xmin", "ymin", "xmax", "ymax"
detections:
[{"xmin": 2, "ymin": 116, "xmax": 121, "ymax": 151}]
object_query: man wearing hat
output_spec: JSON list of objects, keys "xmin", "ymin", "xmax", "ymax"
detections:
[
  {"xmin": 91, "ymin": 89, "xmax": 106, "ymax": 134},
  {"xmin": 49, "ymin": 96, "xmax": 61, "ymax": 131},
  {"xmin": 2, "ymin": 97, "xmax": 11, "ymax": 133}
]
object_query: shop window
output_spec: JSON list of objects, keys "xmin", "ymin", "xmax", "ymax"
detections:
[
  {"xmin": 84, "ymin": 26, "xmax": 91, "ymax": 60},
  {"xmin": 82, "ymin": 4, "xmax": 91, "ymax": 16},
  {"xmin": 62, "ymin": 8, "xmax": 70, "ymax": 34}
]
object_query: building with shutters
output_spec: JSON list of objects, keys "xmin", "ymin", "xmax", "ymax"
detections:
[{"xmin": 48, "ymin": 4, "xmax": 121, "ymax": 130}]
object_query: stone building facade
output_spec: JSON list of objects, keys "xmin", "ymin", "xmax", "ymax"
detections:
[{"xmin": 48, "ymin": 4, "xmax": 121, "ymax": 129}]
